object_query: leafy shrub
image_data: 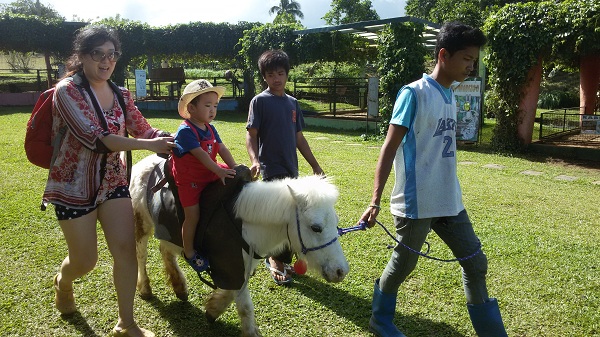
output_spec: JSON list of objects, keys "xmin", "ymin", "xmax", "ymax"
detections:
[
  {"xmin": 289, "ymin": 61, "xmax": 364, "ymax": 82},
  {"xmin": 537, "ymin": 90, "xmax": 579, "ymax": 109},
  {"xmin": 538, "ymin": 66, "xmax": 580, "ymax": 109},
  {"xmin": 483, "ymin": 88, "xmax": 502, "ymax": 118},
  {"xmin": 185, "ymin": 68, "xmax": 229, "ymax": 79},
  {"xmin": 6, "ymin": 51, "xmax": 34, "ymax": 72},
  {"xmin": 483, "ymin": 88, "xmax": 522, "ymax": 153},
  {"xmin": 377, "ymin": 22, "xmax": 427, "ymax": 134}
]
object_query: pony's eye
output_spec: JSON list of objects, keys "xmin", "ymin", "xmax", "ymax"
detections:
[{"xmin": 310, "ymin": 224, "xmax": 322, "ymax": 233}]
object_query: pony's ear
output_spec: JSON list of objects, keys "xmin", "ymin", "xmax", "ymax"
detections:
[{"xmin": 287, "ymin": 185, "xmax": 308, "ymax": 209}]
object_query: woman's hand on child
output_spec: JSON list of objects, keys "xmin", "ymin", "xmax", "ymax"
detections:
[{"xmin": 148, "ymin": 136, "xmax": 175, "ymax": 155}]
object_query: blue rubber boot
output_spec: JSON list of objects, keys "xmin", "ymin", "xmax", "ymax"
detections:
[
  {"xmin": 467, "ymin": 298, "xmax": 508, "ymax": 337},
  {"xmin": 369, "ymin": 279, "xmax": 406, "ymax": 337}
]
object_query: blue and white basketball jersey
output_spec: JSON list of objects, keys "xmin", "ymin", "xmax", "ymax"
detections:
[{"xmin": 390, "ymin": 74, "xmax": 464, "ymax": 219}]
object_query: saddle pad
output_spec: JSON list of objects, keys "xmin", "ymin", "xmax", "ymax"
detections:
[
  {"xmin": 147, "ymin": 159, "xmax": 183, "ymax": 246},
  {"xmin": 147, "ymin": 160, "xmax": 252, "ymax": 290}
]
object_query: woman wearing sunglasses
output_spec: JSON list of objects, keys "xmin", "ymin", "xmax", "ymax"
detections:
[{"xmin": 44, "ymin": 25, "xmax": 174, "ymax": 337}]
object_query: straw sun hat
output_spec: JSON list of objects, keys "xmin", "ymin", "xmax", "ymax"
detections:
[{"xmin": 177, "ymin": 79, "xmax": 226, "ymax": 119}]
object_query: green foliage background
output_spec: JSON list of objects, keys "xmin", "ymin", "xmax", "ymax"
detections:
[
  {"xmin": 483, "ymin": 0, "xmax": 600, "ymax": 152},
  {"xmin": 2, "ymin": 0, "xmax": 600, "ymax": 153},
  {"xmin": 376, "ymin": 22, "xmax": 427, "ymax": 134}
]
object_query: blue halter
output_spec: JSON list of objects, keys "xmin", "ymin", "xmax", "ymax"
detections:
[{"xmin": 295, "ymin": 209, "xmax": 340, "ymax": 255}]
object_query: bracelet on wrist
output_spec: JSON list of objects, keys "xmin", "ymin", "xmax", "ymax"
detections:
[{"xmin": 369, "ymin": 204, "xmax": 381, "ymax": 209}]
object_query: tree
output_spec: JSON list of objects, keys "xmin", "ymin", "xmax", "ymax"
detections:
[
  {"xmin": 429, "ymin": 0, "xmax": 484, "ymax": 27},
  {"xmin": 0, "ymin": 0, "xmax": 65, "ymax": 86},
  {"xmin": 323, "ymin": 0, "xmax": 379, "ymax": 25},
  {"xmin": 405, "ymin": 0, "xmax": 438, "ymax": 21},
  {"xmin": 0, "ymin": 0, "xmax": 62, "ymax": 19},
  {"xmin": 377, "ymin": 22, "xmax": 427, "ymax": 134},
  {"xmin": 269, "ymin": 0, "xmax": 304, "ymax": 25},
  {"xmin": 405, "ymin": 0, "xmax": 554, "ymax": 27}
]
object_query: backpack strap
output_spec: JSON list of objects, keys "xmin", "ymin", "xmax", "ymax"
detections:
[
  {"xmin": 72, "ymin": 72, "xmax": 112, "ymax": 200},
  {"xmin": 108, "ymin": 80, "xmax": 133, "ymax": 183},
  {"xmin": 76, "ymin": 72, "xmax": 133, "ymax": 183},
  {"xmin": 74, "ymin": 72, "xmax": 110, "ymax": 132}
]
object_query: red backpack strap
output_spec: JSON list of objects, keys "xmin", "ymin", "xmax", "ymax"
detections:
[{"xmin": 183, "ymin": 120, "xmax": 214, "ymax": 142}]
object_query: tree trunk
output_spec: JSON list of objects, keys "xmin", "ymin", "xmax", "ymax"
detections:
[
  {"xmin": 44, "ymin": 51, "xmax": 52, "ymax": 88},
  {"xmin": 579, "ymin": 54, "xmax": 600, "ymax": 115},
  {"xmin": 517, "ymin": 56, "xmax": 543, "ymax": 145}
]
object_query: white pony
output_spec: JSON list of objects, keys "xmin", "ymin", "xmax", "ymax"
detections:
[{"xmin": 130, "ymin": 155, "xmax": 349, "ymax": 337}]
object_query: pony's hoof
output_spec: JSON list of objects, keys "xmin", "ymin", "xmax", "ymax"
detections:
[
  {"xmin": 175, "ymin": 291, "xmax": 188, "ymax": 302},
  {"xmin": 138, "ymin": 291, "xmax": 154, "ymax": 301},
  {"xmin": 241, "ymin": 328, "xmax": 263, "ymax": 337},
  {"xmin": 205, "ymin": 312, "xmax": 217, "ymax": 323}
]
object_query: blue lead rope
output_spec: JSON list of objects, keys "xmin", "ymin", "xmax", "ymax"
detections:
[
  {"xmin": 337, "ymin": 220, "xmax": 482, "ymax": 263},
  {"xmin": 337, "ymin": 221, "xmax": 368, "ymax": 235}
]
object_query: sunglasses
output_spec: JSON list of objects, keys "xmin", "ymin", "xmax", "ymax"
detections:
[{"xmin": 89, "ymin": 49, "xmax": 122, "ymax": 62}]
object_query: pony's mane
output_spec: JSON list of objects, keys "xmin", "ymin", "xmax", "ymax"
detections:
[{"xmin": 234, "ymin": 175, "xmax": 338, "ymax": 225}]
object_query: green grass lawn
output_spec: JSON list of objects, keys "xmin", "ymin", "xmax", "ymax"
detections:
[{"xmin": 1, "ymin": 106, "xmax": 599, "ymax": 336}]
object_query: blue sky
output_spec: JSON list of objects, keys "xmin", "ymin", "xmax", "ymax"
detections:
[{"xmin": 0, "ymin": 0, "xmax": 407, "ymax": 28}]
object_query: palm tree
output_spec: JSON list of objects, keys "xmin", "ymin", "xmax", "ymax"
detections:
[{"xmin": 269, "ymin": 0, "xmax": 304, "ymax": 23}]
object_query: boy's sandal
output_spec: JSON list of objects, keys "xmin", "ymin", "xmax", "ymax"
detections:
[
  {"xmin": 284, "ymin": 263, "xmax": 296, "ymax": 275},
  {"xmin": 53, "ymin": 273, "xmax": 76, "ymax": 315},
  {"xmin": 183, "ymin": 251, "xmax": 209, "ymax": 273},
  {"xmin": 112, "ymin": 322, "xmax": 155, "ymax": 337},
  {"xmin": 264, "ymin": 258, "xmax": 292, "ymax": 285}
]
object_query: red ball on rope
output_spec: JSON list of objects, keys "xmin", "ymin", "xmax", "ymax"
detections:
[{"xmin": 293, "ymin": 259, "xmax": 307, "ymax": 275}]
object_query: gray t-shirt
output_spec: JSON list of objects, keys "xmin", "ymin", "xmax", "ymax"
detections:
[{"xmin": 246, "ymin": 90, "xmax": 305, "ymax": 180}]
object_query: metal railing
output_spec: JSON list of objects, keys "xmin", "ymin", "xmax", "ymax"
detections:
[
  {"xmin": 539, "ymin": 108, "xmax": 600, "ymax": 145},
  {"xmin": 124, "ymin": 75, "xmax": 243, "ymax": 100},
  {"xmin": 0, "ymin": 68, "xmax": 58, "ymax": 93},
  {"xmin": 0, "ymin": 68, "xmax": 242, "ymax": 100},
  {"xmin": 292, "ymin": 77, "xmax": 369, "ymax": 116}
]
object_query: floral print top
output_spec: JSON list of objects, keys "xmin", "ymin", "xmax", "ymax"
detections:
[{"xmin": 43, "ymin": 75, "xmax": 164, "ymax": 208}]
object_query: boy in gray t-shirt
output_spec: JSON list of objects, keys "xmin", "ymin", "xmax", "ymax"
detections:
[{"xmin": 246, "ymin": 49, "xmax": 323, "ymax": 285}]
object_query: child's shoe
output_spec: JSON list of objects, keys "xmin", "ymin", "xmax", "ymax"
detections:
[{"xmin": 183, "ymin": 251, "xmax": 209, "ymax": 272}]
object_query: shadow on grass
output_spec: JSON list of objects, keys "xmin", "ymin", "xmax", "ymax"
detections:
[
  {"xmin": 142, "ymin": 294, "xmax": 241, "ymax": 337},
  {"xmin": 292, "ymin": 276, "xmax": 465, "ymax": 337},
  {"xmin": 458, "ymin": 142, "xmax": 600, "ymax": 169},
  {"xmin": 60, "ymin": 295, "xmax": 240, "ymax": 336},
  {"xmin": 62, "ymin": 312, "xmax": 99, "ymax": 337},
  {"xmin": 459, "ymin": 119, "xmax": 600, "ymax": 168}
]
